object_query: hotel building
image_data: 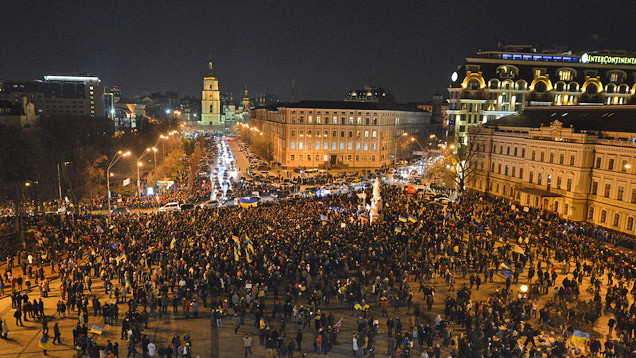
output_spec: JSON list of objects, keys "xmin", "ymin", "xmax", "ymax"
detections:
[
  {"xmin": 249, "ymin": 100, "xmax": 430, "ymax": 169},
  {"xmin": 467, "ymin": 105, "xmax": 636, "ymax": 236},
  {"xmin": 448, "ymin": 45, "xmax": 636, "ymax": 146}
]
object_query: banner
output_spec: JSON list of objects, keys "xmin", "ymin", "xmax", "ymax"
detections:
[{"xmin": 122, "ymin": 178, "xmax": 131, "ymax": 187}]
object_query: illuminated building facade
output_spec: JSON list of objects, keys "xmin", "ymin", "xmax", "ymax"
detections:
[
  {"xmin": 448, "ymin": 45, "xmax": 636, "ymax": 146},
  {"xmin": 467, "ymin": 106, "xmax": 636, "ymax": 236},
  {"xmin": 249, "ymin": 100, "xmax": 430, "ymax": 168}
]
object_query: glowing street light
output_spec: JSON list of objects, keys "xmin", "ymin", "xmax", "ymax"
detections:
[{"xmin": 107, "ymin": 150, "xmax": 131, "ymax": 223}]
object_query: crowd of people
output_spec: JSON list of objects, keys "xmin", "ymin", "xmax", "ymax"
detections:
[{"xmin": 0, "ymin": 137, "xmax": 636, "ymax": 357}]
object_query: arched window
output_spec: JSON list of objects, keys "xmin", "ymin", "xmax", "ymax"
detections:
[
  {"xmin": 502, "ymin": 80, "xmax": 514, "ymax": 90},
  {"xmin": 586, "ymin": 83, "xmax": 598, "ymax": 94},
  {"xmin": 554, "ymin": 81, "xmax": 566, "ymax": 92},
  {"xmin": 618, "ymin": 84, "xmax": 629, "ymax": 94},
  {"xmin": 606, "ymin": 84, "xmax": 616, "ymax": 94},
  {"xmin": 516, "ymin": 80, "xmax": 527, "ymax": 90},
  {"xmin": 568, "ymin": 82, "xmax": 579, "ymax": 92},
  {"xmin": 489, "ymin": 79, "xmax": 500, "ymax": 89},
  {"xmin": 209, "ymin": 105, "xmax": 214, "ymax": 112},
  {"xmin": 534, "ymin": 81, "xmax": 547, "ymax": 93},
  {"xmin": 467, "ymin": 79, "xmax": 481, "ymax": 90}
]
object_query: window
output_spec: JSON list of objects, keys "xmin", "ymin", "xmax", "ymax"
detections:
[
  {"xmin": 299, "ymin": 130, "xmax": 304, "ymax": 137},
  {"xmin": 507, "ymin": 147, "xmax": 510, "ymax": 155},
  {"xmin": 600, "ymin": 210, "xmax": 607, "ymax": 223},
  {"xmin": 340, "ymin": 143, "xmax": 344, "ymax": 150},
  {"xmin": 493, "ymin": 145, "xmax": 497, "ymax": 153},
  {"xmin": 521, "ymin": 148, "xmax": 526, "ymax": 158},
  {"xmin": 556, "ymin": 177, "xmax": 562, "ymax": 189},
  {"xmin": 307, "ymin": 130, "xmax": 312, "ymax": 137},
  {"xmin": 613, "ymin": 213, "xmax": 620, "ymax": 227},
  {"xmin": 529, "ymin": 172, "xmax": 534, "ymax": 183},
  {"xmin": 340, "ymin": 131, "xmax": 345, "ymax": 137},
  {"xmin": 308, "ymin": 116, "xmax": 312, "ymax": 124},
  {"xmin": 519, "ymin": 168, "xmax": 524, "ymax": 179},
  {"xmin": 567, "ymin": 178, "xmax": 572, "ymax": 191},
  {"xmin": 372, "ymin": 143, "xmax": 377, "ymax": 150},
  {"xmin": 595, "ymin": 157, "xmax": 601, "ymax": 169},
  {"xmin": 564, "ymin": 203, "xmax": 569, "ymax": 215},
  {"xmin": 356, "ymin": 142, "xmax": 361, "ymax": 150},
  {"xmin": 588, "ymin": 207, "xmax": 594, "ymax": 220},
  {"xmin": 491, "ymin": 163, "xmax": 495, "ymax": 172},
  {"xmin": 540, "ymin": 152, "xmax": 545, "ymax": 162},
  {"xmin": 332, "ymin": 142, "xmax": 336, "ymax": 150},
  {"xmin": 632, "ymin": 189, "xmax": 636, "ymax": 204},
  {"xmin": 348, "ymin": 143, "xmax": 352, "ymax": 150},
  {"xmin": 364, "ymin": 131, "xmax": 369, "ymax": 138},
  {"xmin": 333, "ymin": 116, "xmax": 337, "ymax": 124},
  {"xmin": 622, "ymin": 161, "xmax": 628, "ymax": 172},
  {"xmin": 537, "ymin": 173, "xmax": 542, "ymax": 185},
  {"xmin": 324, "ymin": 142, "xmax": 329, "ymax": 150},
  {"xmin": 628, "ymin": 217, "xmax": 634, "ymax": 231},
  {"xmin": 505, "ymin": 165, "xmax": 509, "ymax": 176},
  {"xmin": 299, "ymin": 142, "xmax": 303, "ymax": 150},
  {"xmin": 324, "ymin": 155, "xmax": 328, "ymax": 161},
  {"xmin": 549, "ymin": 153, "xmax": 554, "ymax": 163},
  {"xmin": 554, "ymin": 201, "xmax": 559, "ymax": 212},
  {"xmin": 591, "ymin": 181, "xmax": 598, "ymax": 195},
  {"xmin": 291, "ymin": 130, "xmax": 296, "ymax": 137},
  {"xmin": 559, "ymin": 154, "xmax": 564, "ymax": 165},
  {"xmin": 498, "ymin": 164, "xmax": 501, "ymax": 174},
  {"xmin": 291, "ymin": 142, "xmax": 296, "ymax": 150},
  {"xmin": 356, "ymin": 130, "xmax": 361, "ymax": 138},
  {"xmin": 512, "ymin": 167, "xmax": 516, "ymax": 177},
  {"xmin": 307, "ymin": 155, "xmax": 311, "ymax": 160},
  {"xmin": 348, "ymin": 131, "xmax": 353, "ymax": 138},
  {"xmin": 372, "ymin": 131, "xmax": 377, "ymax": 138},
  {"xmin": 347, "ymin": 155, "xmax": 352, "ymax": 161},
  {"xmin": 604, "ymin": 184, "xmax": 611, "ymax": 198},
  {"xmin": 531, "ymin": 151, "xmax": 536, "ymax": 160},
  {"xmin": 608, "ymin": 159, "xmax": 614, "ymax": 170},
  {"xmin": 618, "ymin": 186, "xmax": 625, "ymax": 201},
  {"xmin": 500, "ymin": 146, "xmax": 503, "ymax": 154},
  {"xmin": 514, "ymin": 147, "xmax": 518, "ymax": 156}
]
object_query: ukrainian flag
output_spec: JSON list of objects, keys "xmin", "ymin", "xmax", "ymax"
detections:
[
  {"xmin": 571, "ymin": 330, "xmax": 590, "ymax": 346},
  {"xmin": 233, "ymin": 245, "xmax": 240, "ymax": 262},
  {"xmin": 398, "ymin": 215, "xmax": 407, "ymax": 223},
  {"xmin": 245, "ymin": 236, "xmax": 254, "ymax": 255},
  {"xmin": 239, "ymin": 197, "xmax": 259, "ymax": 208},
  {"xmin": 41, "ymin": 253, "xmax": 47, "ymax": 260},
  {"xmin": 245, "ymin": 246, "xmax": 253, "ymax": 263},
  {"xmin": 170, "ymin": 238, "xmax": 177, "ymax": 249},
  {"xmin": 408, "ymin": 215, "xmax": 417, "ymax": 223},
  {"xmin": 89, "ymin": 324, "xmax": 103, "ymax": 335},
  {"xmin": 395, "ymin": 226, "xmax": 402, "ymax": 233},
  {"xmin": 116, "ymin": 253, "xmax": 127, "ymax": 264}
]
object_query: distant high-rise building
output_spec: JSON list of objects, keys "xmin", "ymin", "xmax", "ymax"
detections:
[
  {"xmin": 448, "ymin": 45, "xmax": 636, "ymax": 146},
  {"xmin": 0, "ymin": 75, "xmax": 106, "ymax": 117},
  {"xmin": 200, "ymin": 60, "xmax": 221, "ymax": 126}
]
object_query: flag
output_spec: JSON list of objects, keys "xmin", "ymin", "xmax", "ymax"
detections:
[
  {"xmin": 354, "ymin": 302, "xmax": 369, "ymax": 311},
  {"xmin": 320, "ymin": 214, "xmax": 328, "ymax": 221},
  {"xmin": 398, "ymin": 215, "xmax": 407, "ymax": 223},
  {"xmin": 408, "ymin": 215, "xmax": 417, "ymax": 223},
  {"xmin": 394, "ymin": 226, "xmax": 402, "ymax": 233},
  {"xmin": 41, "ymin": 253, "xmax": 47, "ymax": 260},
  {"xmin": 239, "ymin": 197, "xmax": 259, "ymax": 208},
  {"xmin": 116, "ymin": 253, "xmax": 127, "ymax": 264},
  {"xmin": 233, "ymin": 246, "xmax": 240, "ymax": 262},
  {"xmin": 233, "ymin": 236, "xmax": 241, "ymax": 261},
  {"xmin": 334, "ymin": 318, "xmax": 343, "ymax": 333},
  {"xmin": 571, "ymin": 330, "xmax": 590, "ymax": 346},
  {"xmin": 266, "ymin": 225, "xmax": 274, "ymax": 231},
  {"xmin": 96, "ymin": 225, "xmax": 104, "ymax": 234},
  {"xmin": 500, "ymin": 262, "xmax": 513, "ymax": 279},
  {"xmin": 170, "ymin": 238, "xmax": 177, "ymax": 249},
  {"xmin": 513, "ymin": 245, "xmax": 525, "ymax": 255},
  {"xmin": 89, "ymin": 324, "xmax": 103, "ymax": 335},
  {"xmin": 245, "ymin": 236, "xmax": 254, "ymax": 255}
]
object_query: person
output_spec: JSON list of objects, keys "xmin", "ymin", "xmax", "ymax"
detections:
[
  {"xmin": 39, "ymin": 333, "xmax": 50, "ymax": 356},
  {"xmin": 233, "ymin": 314, "xmax": 241, "ymax": 334},
  {"xmin": 53, "ymin": 322, "xmax": 61, "ymax": 344},
  {"xmin": 147, "ymin": 341, "xmax": 156, "ymax": 358},
  {"xmin": 243, "ymin": 333, "xmax": 252, "ymax": 357},
  {"xmin": 14, "ymin": 308, "xmax": 23, "ymax": 326},
  {"xmin": 0, "ymin": 319, "xmax": 7, "ymax": 339}
]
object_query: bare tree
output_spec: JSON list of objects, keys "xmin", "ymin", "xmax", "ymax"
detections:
[{"xmin": 426, "ymin": 142, "xmax": 478, "ymax": 191}]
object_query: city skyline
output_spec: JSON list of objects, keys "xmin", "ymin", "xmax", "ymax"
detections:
[{"xmin": 1, "ymin": 1, "xmax": 635, "ymax": 102}]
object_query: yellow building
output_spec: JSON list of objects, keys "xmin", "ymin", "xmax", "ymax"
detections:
[
  {"xmin": 249, "ymin": 100, "xmax": 430, "ymax": 169},
  {"xmin": 467, "ymin": 105, "xmax": 636, "ymax": 236}
]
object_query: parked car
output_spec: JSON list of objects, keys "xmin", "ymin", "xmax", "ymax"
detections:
[
  {"xmin": 199, "ymin": 200, "xmax": 219, "ymax": 209},
  {"xmin": 158, "ymin": 202, "xmax": 181, "ymax": 212},
  {"xmin": 180, "ymin": 203, "xmax": 196, "ymax": 211}
]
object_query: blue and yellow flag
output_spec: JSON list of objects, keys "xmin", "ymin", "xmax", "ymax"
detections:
[
  {"xmin": 233, "ymin": 246, "xmax": 240, "ymax": 262},
  {"xmin": 245, "ymin": 236, "xmax": 254, "ymax": 255},
  {"xmin": 398, "ymin": 215, "xmax": 407, "ymax": 223},
  {"xmin": 408, "ymin": 215, "xmax": 417, "ymax": 223},
  {"xmin": 394, "ymin": 226, "xmax": 402, "ymax": 233},
  {"xmin": 89, "ymin": 324, "xmax": 103, "ymax": 335},
  {"xmin": 116, "ymin": 252, "xmax": 127, "ymax": 264},
  {"xmin": 170, "ymin": 237, "xmax": 177, "ymax": 249},
  {"xmin": 41, "ymin": 253, "xmax": 47, "ymax": 260}
]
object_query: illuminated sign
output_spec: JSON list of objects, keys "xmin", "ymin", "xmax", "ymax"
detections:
[
  {"xmin": 580, "ymin": 53, "xmax": 636, "ymax": 65},
  {"xmin": 44, "ymin": 75, "xmax": 100, "ymax": 82}
]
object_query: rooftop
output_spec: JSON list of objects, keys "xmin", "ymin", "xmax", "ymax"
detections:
[
  {"xmin": 486, "ymin": 105, "xmax": 636, "ymax": 133},
  {"xmin": 255, "ymin": 100, "xmax": 424, "ymax": 112}
]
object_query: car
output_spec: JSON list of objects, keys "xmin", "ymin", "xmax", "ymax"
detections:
[
  {"xmin": 111, "ymin": 207, "xmax": 129, "ymax": 215},
  {"xmin": 180, "ymin": 203, "xmax": 196, "ymax": 210},
  {"xmin": 199, "ymin": 200, "xmax": 219, "ymax": 209},
  {"xmin": 158, "ymin": 202, "xmax": 181, "ymax": 212}
]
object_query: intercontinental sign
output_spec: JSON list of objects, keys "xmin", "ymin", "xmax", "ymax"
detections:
[{"xmin": 580, "ymin": 53, "xmax": 636, "ymax": 65}]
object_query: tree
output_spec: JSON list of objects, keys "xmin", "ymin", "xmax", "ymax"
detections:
[
  {"xmin": 426, "ymin": 142, "xmax": 477, "ymax": 191},
  {"xmin": 62, "ymin": 147, "xmax": 107, "ymax": 211}
]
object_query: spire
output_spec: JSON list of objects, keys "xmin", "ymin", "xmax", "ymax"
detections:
[
  {"xmin": 208, "ymin": 55, "xmax": 214, "ymax": 76},
  {"xmin": 243, "ymin": 85, "xmax": 249, "ymax": 100}
]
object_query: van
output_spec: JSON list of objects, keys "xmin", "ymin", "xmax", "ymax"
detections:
[{"xmin": 158, "ymin": 202, "xmax": 181, "ymax": 212}]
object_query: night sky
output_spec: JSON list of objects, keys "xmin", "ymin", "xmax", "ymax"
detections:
[{"xmin": 1, "ymin": 0, "xmax": 635, "ymax": 102}]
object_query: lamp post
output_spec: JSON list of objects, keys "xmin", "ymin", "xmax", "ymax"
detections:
[
  {"xmin": 393, "ymin": 132, "xmax": 409, "ymax": 167},
  {"xmin": 136, "ymin": 148, "xmax": 154, "ymax": 197},
  {"xmin": 107, "ymin": 150, "xmax": 131, "ymax": 223},
  {"xmin": 151, "ymin": 147, "xmax": 158, "ymax": 167}
]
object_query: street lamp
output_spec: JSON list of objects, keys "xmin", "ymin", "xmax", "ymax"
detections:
[
  {"xmin": 393, "ymin": 132, "xmax": 409, "ymax": 166},
  {"xmin": 107, "ymin": 150, "xmax": 131, "ymax": 223},
  {"xmin": 136, "ymin": 148, "xmax": 154, "ymax": 197}
]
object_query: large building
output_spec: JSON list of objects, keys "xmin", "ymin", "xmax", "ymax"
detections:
[
  {"xmin": 249, "ymin": 100, "xmax": 430, "ymax": 169},
  {"xmin": 448, "ymin": 45, "xmax": 636, "ymax": 146},
  {"xmin": 0, "ymin": 75, "xmax": 106, "ymax": 117},
  {"xmin": 466, "ymin": 106, "xmax": 636, "ymax": 236},
  {"xmin": 201, "ymin": 61, "xmax": 222, "ymax": 126},
  {"xmin": 0, "ymin": 97, "xmax": 39, "ymax": 129}
]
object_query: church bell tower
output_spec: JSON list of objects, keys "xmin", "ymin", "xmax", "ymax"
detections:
[{"xmin": 201, "ymin": 58, "xmax": 221, "ymax": 126}]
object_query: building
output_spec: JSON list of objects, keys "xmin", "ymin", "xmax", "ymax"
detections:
[
  {"xmin": 200, "ymin": 60, "xmax": 222, "ymax": 126},
  {"xmin": 466, "ymin": 106, "xmax": 636, "ymax": 236},
  {"xmin": 0, "ymin": 75, "xmax": 106, "ymax": 117},
  {"xmin": 249, "ymin": 100, "xmax": 430, "ymax": 169},
  {"xmin": 448, "ymin": 45, "xmax": 636, "ymax": 146},
  {"xmin": 220, "ymin": 89, "xmax": 250, "ymax": 123},
  {"xmin": 0, "ymin": 97, "xmax": 39, "ymax": 128}
]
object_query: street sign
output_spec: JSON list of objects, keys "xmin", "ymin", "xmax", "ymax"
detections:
[
  {"xmin": 122, "ymin": 178, "xmax": 131, "ymax": 186},
  {"xmin": 413, "ymin": 151, "xmax": 426, "ymax": 156}
]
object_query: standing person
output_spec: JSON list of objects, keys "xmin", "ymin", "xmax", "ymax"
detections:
[
  {"xmin": 14, "ymin": 308, "xmax": 23, "ymax": 326},
  {"xmin": 147, "ymin": 341, "xmax": 156, "ymax": 358},
  {"xmin": 53, "ymin": 323, "xmax": 61, "ymax": 344},
  {"xmin": 233, "ymin": 314, "xmax": 241, "ymax": 334},
  {"xmin": 0, "ymin": 318, "xmax": 6, "ymax": 339},
  {"xmin": 243, "ymin": 333, "xmax": 252, "ymax": 357},
  {"xmin": 39, "ymin": 333, "xmax": 50, "ymax": 356}
]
